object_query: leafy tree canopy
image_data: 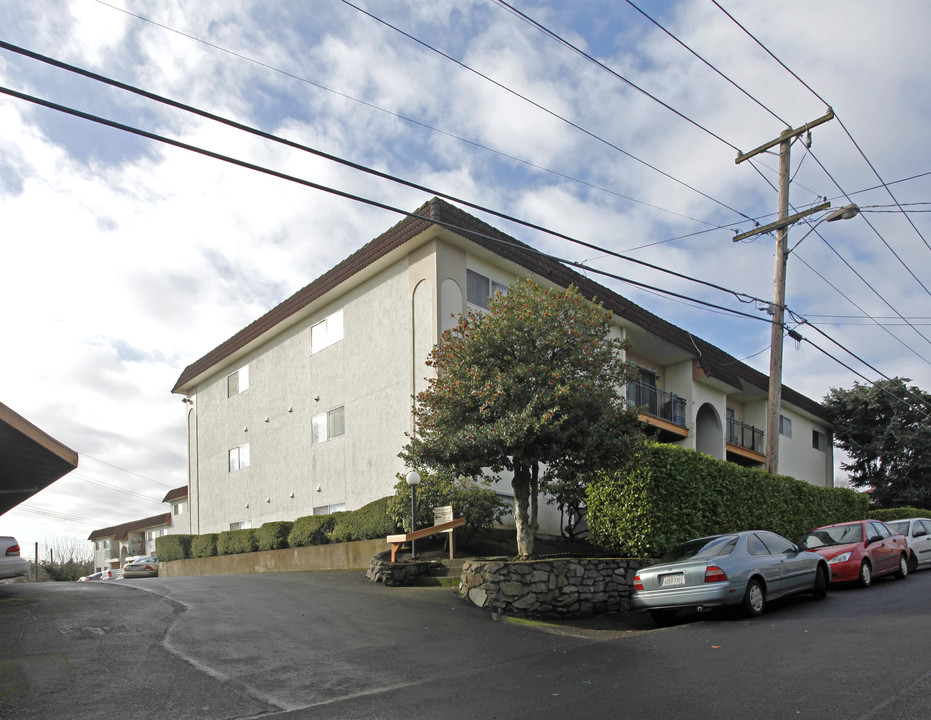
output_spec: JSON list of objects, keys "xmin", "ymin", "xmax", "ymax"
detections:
[
  {"xmin": 400, "ymin": 278, "xmax": 644, "ymax": 557},
  {"xmin": 824, "ymin": 377, "xmax": 931, "ymax": 508}
]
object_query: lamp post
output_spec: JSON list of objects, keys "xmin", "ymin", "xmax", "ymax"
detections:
[
  {"xmin": 406, "ymin": 471, "xmax": 421, "ymax": 559},
  {"xmin": 765, "ymin": 203, "xmax": 860, "ymax": 475}
]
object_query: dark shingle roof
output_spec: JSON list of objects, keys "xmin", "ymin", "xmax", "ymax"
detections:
[
  {"xmin": 162, "ymin": 486, "xmax": 188, "ymax": 503},
  {"xmin": 87, "ymin": 513, "xmax": 172, "ymax": 541},
  {"xmin": 171, "ymin": 197, "xmax": 827, "ymax": 421}
]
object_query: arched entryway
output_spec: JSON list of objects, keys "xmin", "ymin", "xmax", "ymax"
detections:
[{"xmin": 694, "ymin": 403, "xmax": 723, "ymax": 459}]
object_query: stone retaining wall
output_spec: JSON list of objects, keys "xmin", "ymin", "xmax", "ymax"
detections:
[
  {"xmin": 458, "ymin": 557, "xmax": 651, "ymax": 619},
  {"xmin": 366, "ymin": 551, "xmax": 442, "ymax": 586}
]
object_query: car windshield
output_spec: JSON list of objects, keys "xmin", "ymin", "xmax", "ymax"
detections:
[
  {"xmin": 667, "ymin": 536, "xmax": 738, "ymax": 561},
  {"xmin": 800, "ymin": 524, "xmax": 863, "ymax": 548}
]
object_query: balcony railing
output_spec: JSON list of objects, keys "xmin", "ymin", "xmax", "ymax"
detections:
[
  {"xmin": 627, "ymin": 381, "xmax": 686, "ymax": 427},
  {"xmin": 727, "ymin": 417, "xmax": 765, "ymax": 455}
]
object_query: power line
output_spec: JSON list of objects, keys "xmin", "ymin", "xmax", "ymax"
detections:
[
  {"xmin": 491, "ymin": 0, "xmax": 741, "ymax": 151},
  {"xmin": 78, "ymin": 453, "xmax": 175, "ymax": 489},
  {"xmin": 0, "ymin": 43, "xmax": 769, "ymax": 311},
  {"xmin": 339, "ymin": 0, "xmax": 755, "ymax": 221},
  {"xmin": 89, "ymin": 1, "xmax": 720, "ymax": 230}
]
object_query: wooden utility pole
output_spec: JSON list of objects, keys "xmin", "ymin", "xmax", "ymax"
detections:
[{"xmin": 735, "ymin": 109, "xmax": 834, "ymax": 475}]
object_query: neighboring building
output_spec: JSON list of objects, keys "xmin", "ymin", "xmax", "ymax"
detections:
[
  {"xmin": 170, "ymin": 198, "xmax": 834, "ymax": 537},
  {"xmin": 88, "ymin": 513, "xmax": 170, "ymax": 571},
  {"xmin": 162, "ymin": 486, "xmax": 190, "ymax": 534}
]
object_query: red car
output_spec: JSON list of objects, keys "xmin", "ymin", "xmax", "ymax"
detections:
[{"xmin": 798, "ymin": 520, "xmax": 909, "ymax": 587}]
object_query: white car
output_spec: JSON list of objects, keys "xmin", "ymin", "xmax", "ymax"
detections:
[
  {"xmin": 886, "ymin": 518, "xmax": 931, "ymax": 573},
  {"xmin": 1, "ymin": 536, "xmax": 29, "ymax": 580}
]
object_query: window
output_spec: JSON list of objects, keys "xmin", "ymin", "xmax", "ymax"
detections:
[
  {"xmin": 230, "ymin": 521, "xmax": 252, "ymax": 531},
  {"xmin": 779, "ymin": 415, "xmax": 792, "ymax": 438},
  {"xmin": 227, "ymin": 365, "xmax": 249, "ymax": 398},
  {"xmin": 812, "ymin": 429, "xmax": 826, "ymax": 452},
  {"xmin": 311, "ymin": 309, "xmax": 344, "ymax": 354},
  {"xmin": 312, "ymin": 406, "xmax": 345, "ymax": 444},
  {"xmin": 172, "ymin": 502, "xmax": 184, "ymax": 516},
  {"xmin": 228, "ymin": 444, "xmax": 250, "ymax": 472},
  {"xmin": 313, "ymin": 502, "xmax": 347, "ymax": 515},
  {"xmin": 757, "ymin": 531, "xmax": 796, "ymax": 555},
  {"xmin": 747, "ymin": 534, "xmax": 770, "ymax": 557},
  {"xmin": 147, "ymin": 528, "xmax": 166, "ymax": 542},
  {"xmin": 466, "ymin": 269, "xmax": 507, "ymax": 310}
]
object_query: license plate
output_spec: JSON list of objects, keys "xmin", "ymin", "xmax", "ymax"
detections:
[{"xmin": 662, "ymin": 573, "xmax": 685, "ymax": 587}]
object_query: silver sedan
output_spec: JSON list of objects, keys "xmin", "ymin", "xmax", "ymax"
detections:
[{"xmin": 632, "ymin": 531, "xmax": 829, "ymax": 626}]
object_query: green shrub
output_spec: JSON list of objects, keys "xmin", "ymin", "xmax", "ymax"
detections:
[
  {"xmin": 386, "ymin": 473, "xmax": 506, "ymax": 544},
  {"xmin": 587, "ymin": 442, "xmax": 869, "ymax": 557},
  {"xmin": 329, "ymin": 497, "xmax": 399, "ymax": 543},
  {"xmin": 870, "ymin": 507, "xmax": 931, "ymax": 522},
  {"xmin": 288, "ymin": 514, "xmax": 336, "ymax": 548},
  {"xmin": 190, "ymin": 533, "xmax": 218, "ymax": 558},
  {"xmin": 257, "ymin": 521, "xmax": 294, "ymax": 551},
  {"xmin": 217, "ymin": 528, "xmax": 257, "ymax": 556},
  {"xmin": 156, "ymin": 534, "xmax": 194, "ymax": 561}
]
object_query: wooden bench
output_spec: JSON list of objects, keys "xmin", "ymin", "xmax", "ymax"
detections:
[{"xmin": 387, "ymin": 517, "xmax": 466, "ymax": 562}]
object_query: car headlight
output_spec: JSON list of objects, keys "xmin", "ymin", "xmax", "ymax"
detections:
[{"xmin": 828, "ymin": 552, "xmax": 851, "ymax": 564}]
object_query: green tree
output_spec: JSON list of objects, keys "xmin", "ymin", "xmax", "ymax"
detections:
[
  {"xmin": 824, "ymin": 377, "xmax": 931, "ymax": 508},
  {"xmin": 400, "ymin": 279, "xmax": 644, "ymax": 558}
]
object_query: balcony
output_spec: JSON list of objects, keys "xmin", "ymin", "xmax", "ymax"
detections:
[
  {"xmin": 627, "ymin": 381, "xmax": 687, "ymax": 435},
  {"xmin": 726, "ymin": 417, "xmax": 765, "ymax": 464}
]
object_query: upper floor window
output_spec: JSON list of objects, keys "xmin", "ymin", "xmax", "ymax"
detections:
[
  {"xmin": 229, "ymin": 444, "xmax": 250, "ymax": 472},
  {"xmin": 312, "ymin": 406, "xmax": 345, "ymax": 444},
  {"xmin": 779, "ymin": 415, "xmax": 792, "ymax": 438},
  {"xmin": 227, "ymin": 365, "xmax": 249, "ymax": 398},
  {"xmin": 311, "ymin": 309, "xmax": 344, "ymax": 354},
  {"xmin": 812, "ymin": 429, "xmax": 826, "ymax": 452},
  {"xmin": 172, "ymin": 502, "xmax": 185, "ymax": 516},
  {"xmin": 467, "ymin": 270, "xmax": 507, "ymax": 310}
]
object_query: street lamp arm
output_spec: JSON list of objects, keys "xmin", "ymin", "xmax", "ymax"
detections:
[{"xmin": 787, "ymin": 204, "xmax": 860, "ymax": 255}]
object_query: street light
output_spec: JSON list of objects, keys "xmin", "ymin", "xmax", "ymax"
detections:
[
  {"xmin": 406, "ymin": 471, "xmax": 421, "ymax": 559},
  {"xmin": 765, "ymin": 203, "xmax": 860, "ymax": 475}
]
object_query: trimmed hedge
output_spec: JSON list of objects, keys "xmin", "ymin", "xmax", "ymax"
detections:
[
  {"xmin": 156, "ymin": 497, "xmax": 403, "ymax": 560},
  {"xmin": 155, "ymin": 534, "xmax": 194, "ymax": 562},
  {"xmin": 190, "ymin": 533, "xmax": 218, "ymax": 558},
  {"xmin": 257, "ymin": 521, "xmax": 294, "ymax": 551},
  {"xmin": 288, "ymin": 514, "xmax": 337, "ymax": 548},
  {"xmin": 217, "ymin": 528, "xmax": 257, "ymax": 556},
  {"xmin": 329, "ymin": 497, "xmax": 396, "ymax": 543},
  {"xmin": 587, "ymin": 442, "xmax": 869, "ymax": 557},
  {"xmin": 870, "ymin": 507, "xmax": 931, "ymax": 522}
]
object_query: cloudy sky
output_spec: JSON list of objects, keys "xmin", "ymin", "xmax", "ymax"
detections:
[{"xmin": 2, "ymin": 0, "xmax": 929, "ymax": 554}]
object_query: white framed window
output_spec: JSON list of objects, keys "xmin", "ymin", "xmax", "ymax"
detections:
[
  {"xmin": 227, "ymin": 365, "xmax": 249, "ymax": 398},
  {"xmin": 466, "ymin": 270, "xmax": 507, "ymax": 310},
  {"xmin": 311, "ymin": 309, "xmax": 344, "ymax": 354},
  {"xmin": 312, "ymin": 406, "xmax": 345, "ymax": 444},
  {"xmin": 229, "ymin": 444, "xmax": 251, "ymax": 472},
  {"xmin": 172, "ymin": 502, "xmax": 185, "ymax": 516},
  {"xmin": 812, "ymin": 429, "xmax": 826, "ymax": 452},
  {"xmin": 779, "ymin": 415, "xmax": 792, "ymax": 438},
  {"xmin": 229, "ymin": 520, "xmax": 252, "ymax": 531},
  {"xmin": 313, "ymin": 502, "xmax": 347, "ymax": 515}
]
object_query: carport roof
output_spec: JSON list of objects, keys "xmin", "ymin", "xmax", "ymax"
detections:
[{"xmin": 0, "ymin": 401, "xmax": 79, "ymax": 516}]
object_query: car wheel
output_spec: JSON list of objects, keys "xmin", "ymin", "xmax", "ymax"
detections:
[
  {"xmin": 650, "ymin": 610, "xmax": 678, "ymax": 628},
  {"xmin": 858, "ymin": 560, "xmax": 872, "ymax": 588},
  {"xmin": 895, "ymin": 553, "xmax": 909, "ymax": 580},
  {"xmin": 742, "ymin": 579, "xmax": 765, "ymax": 617},
  {"xmin": 813, "ymin": 565, "xmax": 828, "ymax": 599},
  {"xmin": 907, "ymin": 553, "xmax": 918, "ymax": 574}
]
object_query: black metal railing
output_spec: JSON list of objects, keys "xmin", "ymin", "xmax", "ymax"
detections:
[
  {"xmin": 727, "ymin": 417, "xmax": 765, "ymax": 454},
  {"xmin": 627, "ymin": 381, "xmax": 686, "ymax": 426}
]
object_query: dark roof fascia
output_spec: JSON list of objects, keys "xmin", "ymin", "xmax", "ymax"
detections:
[
  {"xmin": 171, "ymin": 197, "xmax": 829, "ymax": 422},
  {"xmin": 87, "ymin": 513, "xmax": 172, "ymax": 541},
  {"xmin": 161, "ymin": 486, "xmax": 188, "ymax": 503}
]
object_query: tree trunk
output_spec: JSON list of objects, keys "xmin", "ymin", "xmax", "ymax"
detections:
[{"xmin": 511, "ymin": 463, "xmax": 535, "ymax": 558}]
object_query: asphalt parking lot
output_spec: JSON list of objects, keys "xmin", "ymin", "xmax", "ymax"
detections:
[{"xmin": 2, "ymin": 568, "xmax": 930, "ymax": 719}]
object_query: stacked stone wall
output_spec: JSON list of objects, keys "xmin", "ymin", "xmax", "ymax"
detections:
[{"xmin": 458, "ymin": 557, "xmax": 651, "ymax": 619}]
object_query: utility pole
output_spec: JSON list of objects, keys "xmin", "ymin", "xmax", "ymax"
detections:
[{"xmin": 734, "ymin": 109, "xmax": 834, "ymax": 475}]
